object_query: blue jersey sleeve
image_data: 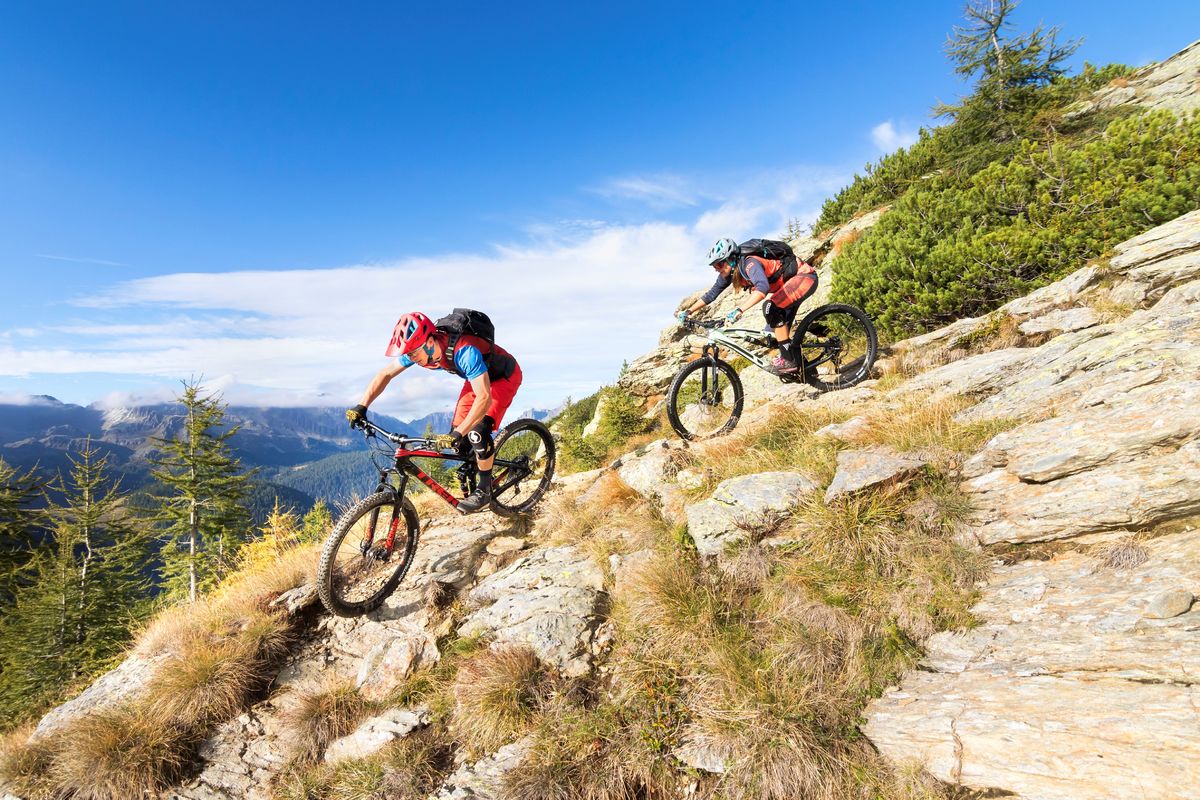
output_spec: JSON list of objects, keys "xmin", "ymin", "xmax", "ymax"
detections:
[
  {"xmin": 454, "ymin": 344, "xmax": 488, "ymax": 380},
  {"xmin": 398, "ymin": 354, "xmax": 415, "ymax": 368}
]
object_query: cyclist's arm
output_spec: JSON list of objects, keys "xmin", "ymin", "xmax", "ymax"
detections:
[
  {"xmin": 685, "ymin": 273, "xmax": 732, "ymax": 314},
  {"xmin": 358, "ymin": 361, "xmax": 407, "ymax": 408},
  {"xmin": 455, "ymin": 373, "xmax": 492, "ymax": 434},
  {"xmin": 731, "ymin": 260, "xmax": 770, "ymax": 315},
  {"xmin": 734, "ymin": 289, "xmax": 767, "ymax": 315}
]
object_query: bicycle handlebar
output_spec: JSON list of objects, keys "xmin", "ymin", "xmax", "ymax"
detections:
[
  {"xmin": 682, "ymin": 317, "xmax": 722, "ymax": 331},
  {"xmin": 359, "ymin": 419, "xmax": 436, "ymax": 449}
]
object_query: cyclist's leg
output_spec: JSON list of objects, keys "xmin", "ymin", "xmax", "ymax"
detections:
[
  {"xmin": 767, "ymin": 272, "xmax": 819, "ymax": 368},
  {"xmin": 451, "ymin": 383, "xmax": 475, "ymax": 460},
  {"xmin": 471, "ymin": 364, "xmax": 522, "ymax": 472}
]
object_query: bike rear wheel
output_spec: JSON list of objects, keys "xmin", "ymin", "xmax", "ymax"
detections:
[
  {"xmin": 317, "ymin": 491, "xmax": 420, "ymax": 617},
  {"xmin": 489, "ymin": 419, "xmax": 556, "ymax": 517},
  {"xmin": 793, "ymin": 304, "xmax": 878, "ymax": 392},
  {"xmin": 666, "ymin": 356, "xmax": 744, "ymax": 440}
]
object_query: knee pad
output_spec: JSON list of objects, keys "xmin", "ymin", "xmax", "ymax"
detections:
[
  {"xmin": 468, "ymin": 417, "xmax": 495, "ymax": 460},
  {"xmin": 763, "ymin": 300, "xmax": 787, "ymax": 328}
]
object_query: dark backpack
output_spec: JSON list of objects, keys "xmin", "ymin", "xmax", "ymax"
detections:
[
  {"xmin": 434, "ymin": 308, "xmax": 496, "ymax": 344},
  {"xmin": 434, "ymin": 308, "xmax": 516, "ymax": 381},
  {"xmin": 739, "ymin": 238, "xmax": 799, "ymax": 281}
]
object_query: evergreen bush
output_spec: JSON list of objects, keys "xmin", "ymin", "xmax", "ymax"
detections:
[{"xmin": 832, "ymin": 110, "xmax": 1200, "ymax": 338}]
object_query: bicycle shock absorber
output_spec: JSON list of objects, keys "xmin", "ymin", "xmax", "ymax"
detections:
[{"xmin": 456, "ymin": 461, "xmax": 477, "ymax": 496}]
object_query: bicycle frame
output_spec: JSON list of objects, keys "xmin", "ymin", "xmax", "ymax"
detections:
[
  {"xmin": 361, "ymin": 421, "xmax": 530, "ymax": 514},
  {"xmin": 693, "ymin": 325, "xmax": 778, "ymax": 369},
  {"xmin": 686, "ymin": 318, "xmax": 837, "ymax": 378}
]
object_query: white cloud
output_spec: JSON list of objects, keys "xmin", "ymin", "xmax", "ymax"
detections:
[
  {"xmin": 871, "ymin": 120, "xmax": 919, "ymax": 153},
  {"xmin": 0, "ymin": 391, "xmax": 58, "ymax": 406},
  {"xmin": 1, "ymin": 165, "xmax": 850, "ymax": 418}
]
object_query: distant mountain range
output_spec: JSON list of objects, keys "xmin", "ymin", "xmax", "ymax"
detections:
[{"xmin": 0, "ymin": 397, "xmax": 553, "ymax": 514}]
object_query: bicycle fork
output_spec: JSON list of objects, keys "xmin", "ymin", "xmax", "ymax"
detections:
[{"xmin": 360, "ymin": 472, "xmax": 410, "ymax": 559}]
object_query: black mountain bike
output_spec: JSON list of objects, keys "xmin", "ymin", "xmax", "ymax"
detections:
[
  {"xmin": 667, "ymin": 303, "xmax": 878, "ymax": 440},
  {"xmin": 316, "ymin": 417, "xmax": 556, "ymax": 617}
]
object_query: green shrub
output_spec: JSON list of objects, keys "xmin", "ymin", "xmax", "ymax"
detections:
[
  {"xmin": 832, "ymin": 110, "xmax": 1200, "ymax": 339},
  {"xmin": 558, "ymin": 386, "xmax": 657, "ymax": 473}
]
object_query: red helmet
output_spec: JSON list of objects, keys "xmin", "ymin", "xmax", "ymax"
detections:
[{"xmin": 385, "ymin": 312, "xmax": 436, "ymax": 357}]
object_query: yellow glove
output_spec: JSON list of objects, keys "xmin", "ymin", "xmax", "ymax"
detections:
[
  {"xmin": 433, "ymin": 431, "xmax": 464, "ymax": 451},
  {"xmin": 346, "ymin": 405, "xmax": 367, "ymax": 429}
]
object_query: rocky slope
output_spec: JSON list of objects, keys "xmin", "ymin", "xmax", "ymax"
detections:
[
  {"xmin": 7, "ymin": 207, "xmax": 1197, "ymax": 800},
  {"xmin": 7, "ymin": 43, "xmax": 1200, "ymax": 800}
]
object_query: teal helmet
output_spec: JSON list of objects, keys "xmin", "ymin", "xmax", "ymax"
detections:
[{"xmin": 706, "ymin": 237, "xmax": 739, "ymax": 266}]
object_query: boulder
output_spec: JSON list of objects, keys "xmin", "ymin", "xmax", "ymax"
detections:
[
  {"xmin": 813, "ymin": 415, "xmax": 870, "ymax": 442},
  {"xmin": 1068, "ymin": 39, "xmax": 1200, "ymax": 118},
  {"xmin": 460, "ymin": 546, "xmax": 606, "ymax": 675},
  {"xmin": 355, "ymin": 623, "xmax": 440, "ymax": 702},
  {"xmin": 614, "ymin": 439, "xmax": 690, "ymax": 516},
  {"xmin": 824, "ymin": 448, "xmax": 928, "ymax": 503},
  {"xmin": 323, "ymin": 707, "xmax": 429, "ymax": 764},
  {"xmin": 32, "ymin": 651, "xmax": 172, "ymax": 741},
  {"xmin": 963, "ymin": 439, "xmax": 1200, "ymax": 546},
  {"xmin": 686, "ymin": 472, "xmax": 818, "ymax": 556},
  {"xmin": 432, "ymin": 738, "xmax": 532, "ymax": 799},
  {"xmin": 581, "ymin": 394, "xmax": 608, "ymax": 438}
]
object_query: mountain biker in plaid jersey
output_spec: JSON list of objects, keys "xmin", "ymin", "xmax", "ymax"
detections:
[
  {"xmin": 346, "ymin": 312, "xmax": 522, "ymax": 513},
  {"xmin": 678, "ymin": 237, "xmax": 818, "ymax": 373}
]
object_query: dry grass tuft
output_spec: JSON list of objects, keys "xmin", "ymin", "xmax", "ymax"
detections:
[
  {"xmin": 374, "ymin": 725, "xmax": 456, "ymax": 799},
  {"xmin": 214, "ymin": 541, "xmax": 320, "ymax": 616},
  {"xmin": 0, "ymin": 727, "xmax": 58, "ymax": 800},
  {"xmin": 1088, "ymin": 293, "xmax": 1137, "ymax": 321},
  {"xmin": 451, "ymin": 645, "xmax": 550, "ymax": 756},
  {"xmin": 49, "ymin": 705, "xmax": 194, "ymax": 800},
  {"xmin": 504, "ymin": 697, "xmax": 681, "ymax": 800},
  {"xmin": 285, "ymin": 677, "xmax": 373, "ymax": 764},
  {"xmin": 719, "ymin": 541, "xmax": 777, "ymax": 591},
  {"xmin": 536, "ymin": 474, "xmax": 673, "ymax": 582},
  {"xmin": 858, "ymin": 396, "xmax": 1019, "ymax": 465},
  {"xmin": 144, "ymin": 625, "xmax": 278, "ymax": 730},
  {"xmin": 1093, "ymin": 536, "xmax": 1150, "ymax": 571},
  {"xmin": 697, "ymin": 405, "xmax": 847, "ymax": 489}
]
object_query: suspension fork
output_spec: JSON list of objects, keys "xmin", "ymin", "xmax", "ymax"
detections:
[
  {"xmin": 362, "ymin": 470, "xmax": 409, "ymax": 554},
  {"xmin": 702, "ymin": 343, "xmax": 722, "ymax": 399}
]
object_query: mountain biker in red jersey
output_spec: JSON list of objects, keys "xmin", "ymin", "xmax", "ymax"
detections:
[
  {"xmin": 678, "ymin": 237, "xmax": 818, "ymax": 373},
  {"xmin": 346, "ymin": 312, "xmax": 522, "ymax": 513}
]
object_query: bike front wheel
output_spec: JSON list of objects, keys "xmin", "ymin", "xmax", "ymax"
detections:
[
  {"xmin": 489, "ymin": 419, "xmax": 556, "ymax": 517},
  {"xmin": 793, "ymin": 304, "xmax": 878, "ymax": 392},
  {"xmin": 666, "ymin": 356, "xmax": 744, "ymax": 441},
  {"xmin": 317, "ymin": 491, "xmax": 420, "ymax": 617}
]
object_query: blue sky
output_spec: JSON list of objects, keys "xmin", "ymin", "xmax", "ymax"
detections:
[{"xmin": 1, "ymin": 2, "xmax": 1197, "ymax": 418}]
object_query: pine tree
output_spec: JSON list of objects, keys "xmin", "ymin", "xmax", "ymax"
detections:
[
  {"xmin": 300, "ymin": 499, "xmax": 333, "ymax": 544},
  {"xmin": 0, "ymin": 458, "xmax": 44, "ymax": 604},
  {"xmin": 150, "ymin": 381, "xmax": 254, "ymax": 602},
  {"xmin": 0, "ymin": 439, "xmax": 154, "ymax": 723},
  {"xmin": 937, "ymin": 0, "xmax": 1079, "ymax": 143}
]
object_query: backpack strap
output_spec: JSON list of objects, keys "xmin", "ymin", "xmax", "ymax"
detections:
[{"xmin": 443, "ymin": 331, "xmax": 462, "ymax": 377}]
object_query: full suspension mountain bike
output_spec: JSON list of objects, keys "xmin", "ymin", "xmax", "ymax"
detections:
[
  {"xmin": 667, "ymin": 303, "xmax": 878, "ymax": 440},
  {"xmin": 316, "ymin": 417, "xmax": 556, "ymax": 617}
]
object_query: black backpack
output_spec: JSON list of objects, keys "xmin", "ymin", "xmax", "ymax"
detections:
[
  {"xmin": 738, "ymin": 238, "xmax": 798, "ymax": 280},
  {"xmin": 433, "ymin": 308, "xmax": 516, "ymax": 381},
  {"xmin": 434, "ymin": 308, "xmax": 495, "ymax": 344}
]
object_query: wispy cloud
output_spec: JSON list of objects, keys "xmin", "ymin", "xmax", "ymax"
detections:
[
  {"xmin": 35, "ymin": 254, "xmax": 127, "ymax": 267},
  {"xmin": 0, "ymin": 391, "xmax": 59, "ymax": 406},
  {"xmin": 592, "ymin": 174, "xmax": 701, "ymax": 209},
  {"xmin": 870, "ymin": 120, "xmax": 919, "ymax": 153}
]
